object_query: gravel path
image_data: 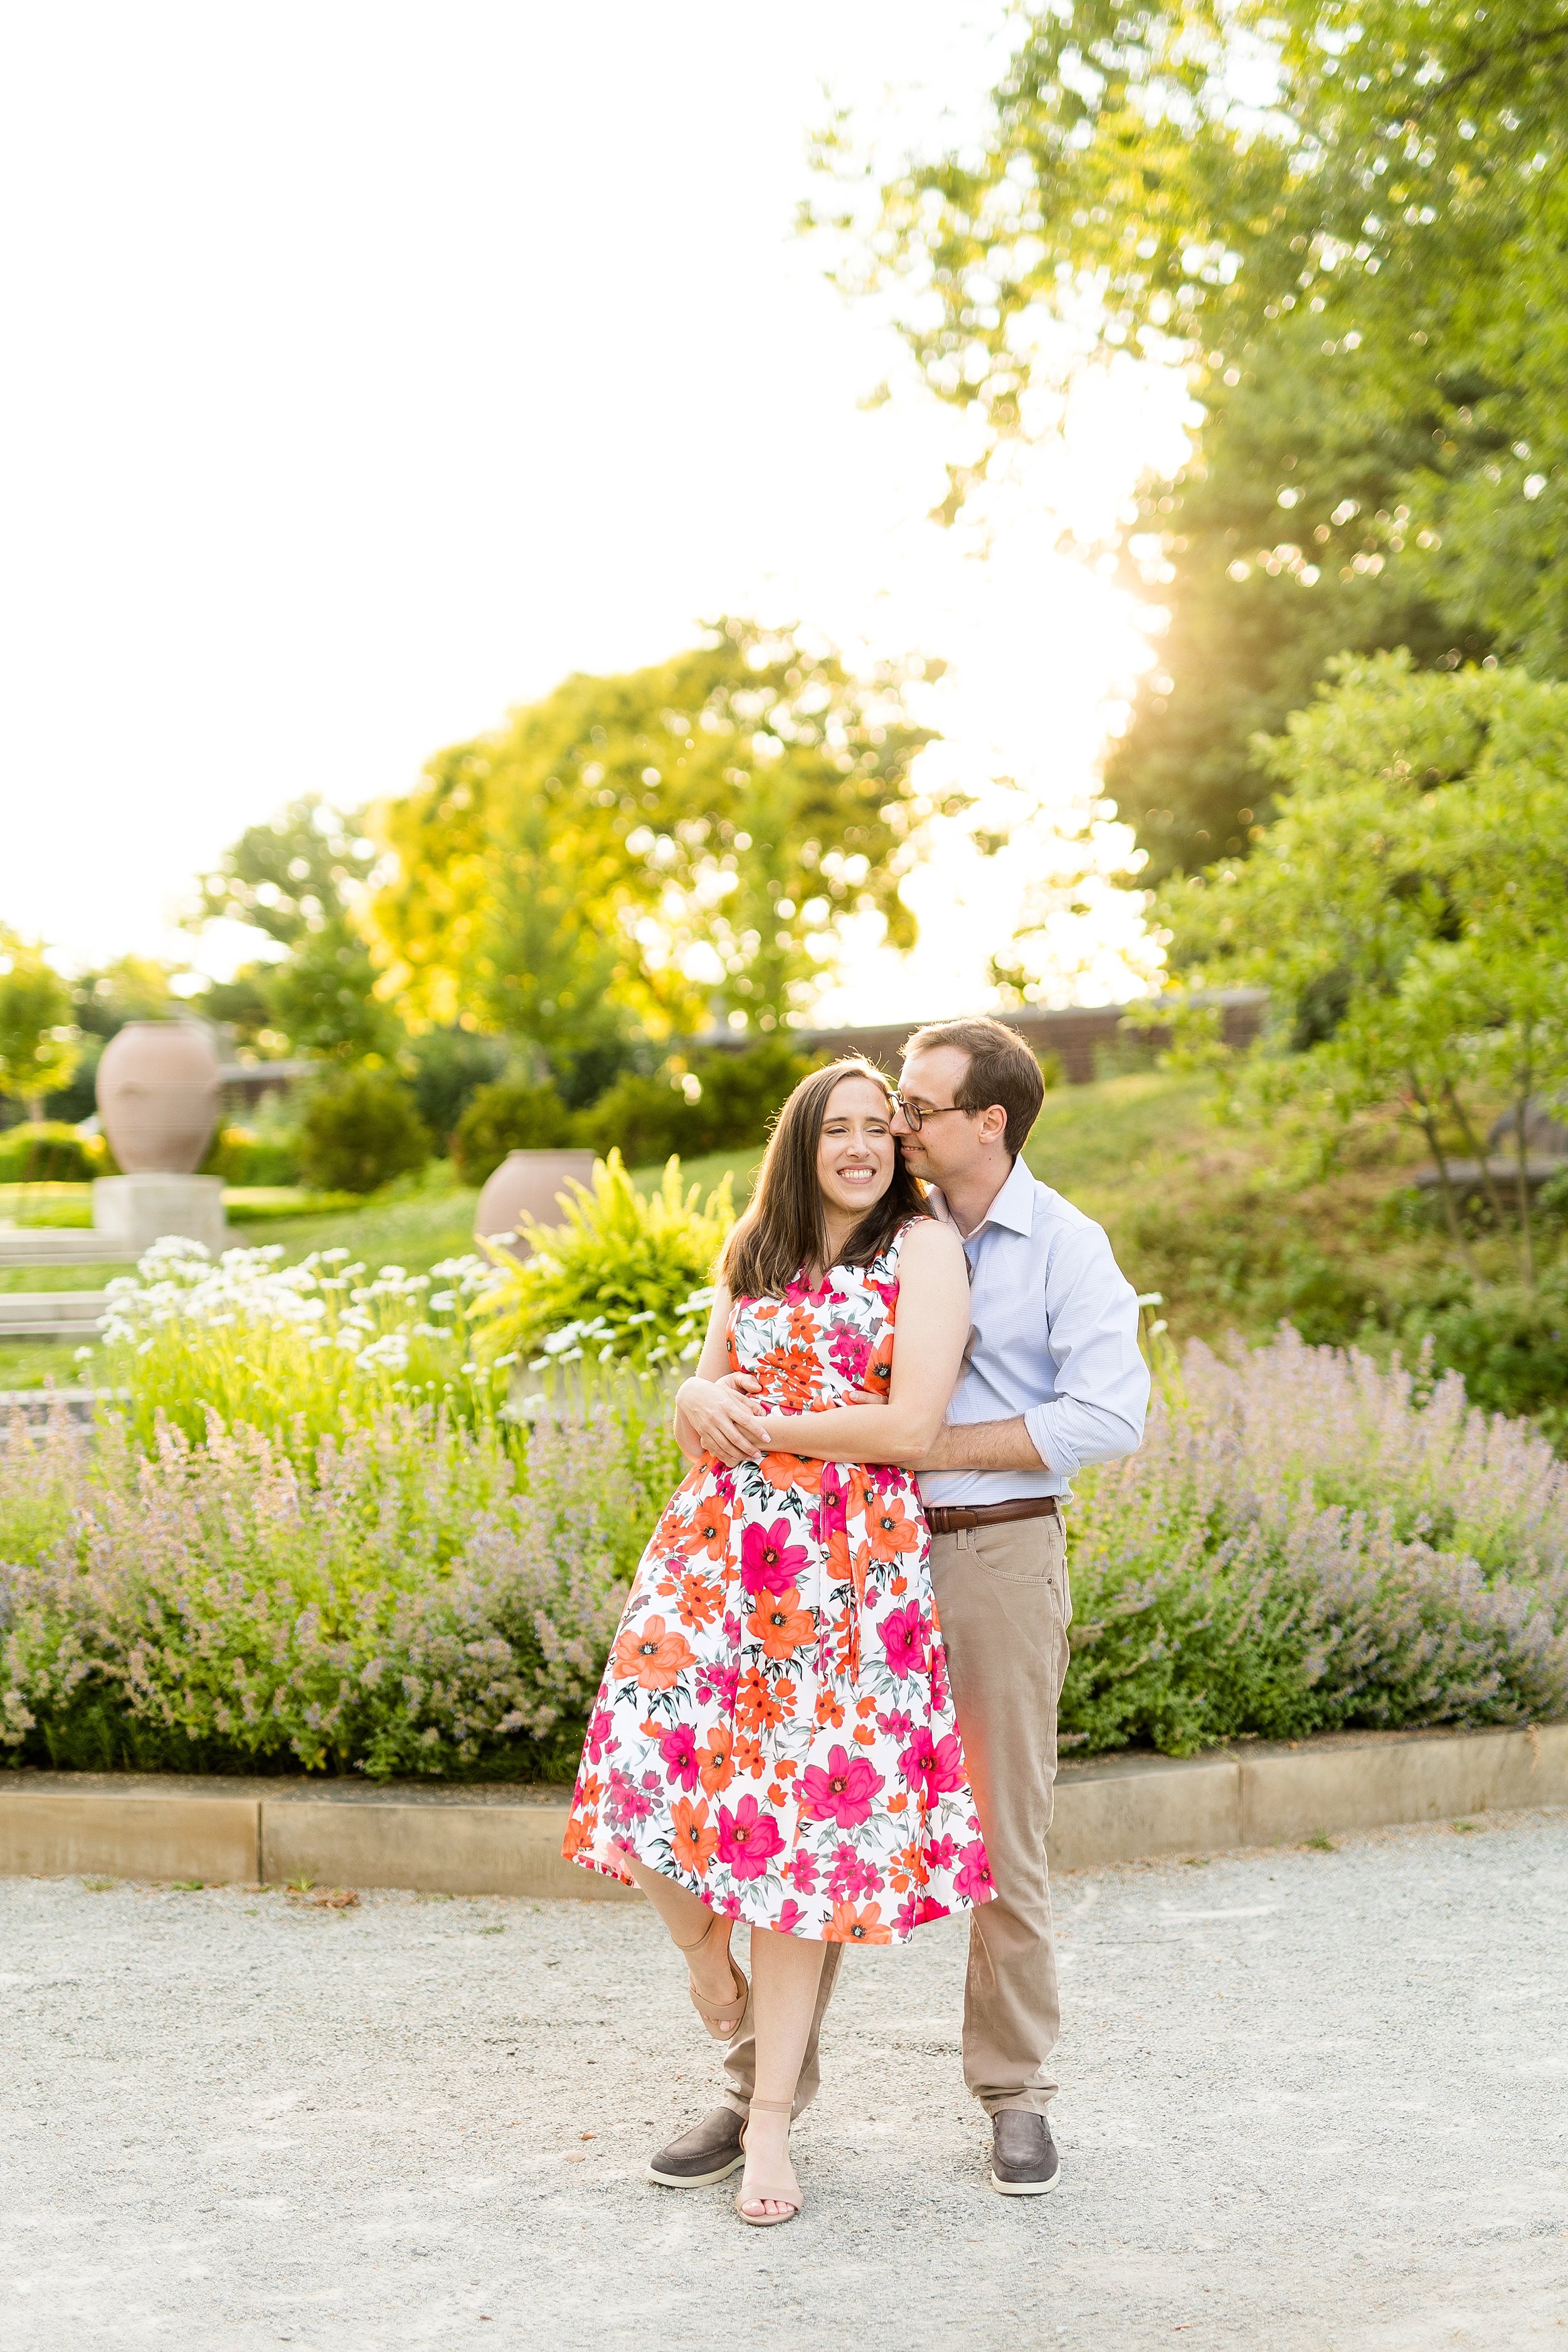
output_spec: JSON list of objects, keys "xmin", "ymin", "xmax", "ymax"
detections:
[{"xmin": 3, "ymin": 1808, "xmax": 1566, "ymax": 2352}]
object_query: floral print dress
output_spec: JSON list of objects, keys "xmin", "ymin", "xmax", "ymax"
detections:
[{"xmin": 563, "ymin": 1223, "xmax": 994, "ymax": 1944}]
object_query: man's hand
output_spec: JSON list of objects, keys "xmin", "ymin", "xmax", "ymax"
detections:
[{"xmin": 676, "ymin": 1374, "xmax": 770, "ymax": 1468}]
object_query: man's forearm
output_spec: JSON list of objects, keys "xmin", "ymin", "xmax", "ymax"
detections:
[{"xmin": 914, "ymin": 1416, "xmax": 1049, "ymax": 1475}]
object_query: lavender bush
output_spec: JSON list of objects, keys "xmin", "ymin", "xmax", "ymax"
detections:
[
  {"xmin": 1, "ymin": 1327, "xmax": 1564, "ymax": 1777},
  {"xmin": 1062, "ymin": 1330, "xmax": 1568, "ymax": 1754},
  {"xmin": 0, "ymin": 1397, "xmax": 681, "ymax": 1779}
]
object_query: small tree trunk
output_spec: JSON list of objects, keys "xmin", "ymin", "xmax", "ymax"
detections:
[
  {"xmin": 1441, "ymin": 1079, "xmax": 1511, "ymax": 1244},
  {"xmin": 24, "ymin": 1094, "xmax": 44, "ymax": 1124},
  {"xmin": 1410, "ymin": 1081, "xmax": 1479, "ymax": 1277},
  {"xmin": 1514, "ymin": 1089, "xmax": 1535, "ymax": 1292}
]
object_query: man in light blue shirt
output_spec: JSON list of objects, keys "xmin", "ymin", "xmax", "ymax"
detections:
[{"xmin": 893, "ymin": 1017, "xmax": 1147, "ymax": 2191}]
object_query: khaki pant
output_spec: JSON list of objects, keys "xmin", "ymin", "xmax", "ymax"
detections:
[{"xmin": 724, "ymin": 1510, "xmax": 1071, "ymax": 2118}]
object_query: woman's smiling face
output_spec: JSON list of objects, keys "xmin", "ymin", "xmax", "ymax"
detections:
[{"xmin": 815, "ymin": 1073, "xmax": 896, "ymax": 1225}]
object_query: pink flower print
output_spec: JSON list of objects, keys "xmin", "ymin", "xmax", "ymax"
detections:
[
  {"xmin": 876, "ymin": 1707, "xmax": 914, "ymax": 1743},
  {"xmin": 900, "ymin": 1729, "xmax": 965, "ymax": 1808},
  {"xmin": 797, "ymin": 1744, "xmax": 885, "ymax": 1831},
  {"xmin": 827, "ymin": 1842, "xmax": 884, "ymax": 1904},
  {"xmin": 659, "ymin": 1722, "xmax": 699, "ymax": 1792},
  {"xmin": 914, "ymin": 1895, "xmax": 950, "ymax": 1926},
  {"xmin": 718, "ymin": 1892, "xmax": 745, "ymax": 1919},
  {"xmin": 954, "ymin": 1838, "xmax": 994, "ymax": 1904},
  {"xmin": 880, "ymin": 1602, "xmax": 928, "ymax": 1680},
  {"xmin": 786, "ymin": 1847, "xmax": 819, "ymax": 1894},
  {"xmin": 607, "ymin": 1767, "xmax": 652, "ymax": 1827},
  {"xmin": 894, "ymin": 1890, "xmax": 923, "ymax": 1938},
  {"xmin": 584, "ymin": 1703, "xmax": 614, "ymax": 1764},
  {"xmin": 926, "ymin": 1832, "xmax": 957, "ymax": 1872},
  {"xmin": 697, "ymin": 1661, "xmax": 739, "ymax": 1714},
  {"xmin": 740, "ymin": 1518, "xmax": 808, "ymax": 1597},
  {"xmin": 827, "ymin": 1325, "xmax": 871, "ymax": 1384},
  {"xmin": 929, "ymin": 1642, "xmax": 950, "ymax": 1715},
  {"xmin": 776, "ymin": 1899, "xmax": 806, "ymax": 1936},
  {"xmin": 716, "ymin": 1795, "xmax": 785, "ymax": 1882}
]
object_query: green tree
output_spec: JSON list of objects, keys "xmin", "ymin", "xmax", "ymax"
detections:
[
  {"xmin": 0, "ymin": 933, "xmax": 80, "ymax": 1123},
  {"xmin": 297, "ymin": 1069, "xmax": 430, "ymax": 1195},
  {"xmin": 367, "ymin": 618, "xmax": 943, "ymax": 1052},
  {"xmin": 1160, "ymin": 654, "xmax": 1568, "ymax": 1284},
  {"xmin": 823, "ymin": 0, "xmax": 1568, "ymax": 856},
  {"xmin": 192, "ymin": 797, "xmax": 399, "ymax": 1062}
]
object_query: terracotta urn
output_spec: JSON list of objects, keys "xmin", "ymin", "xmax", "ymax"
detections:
[
  {"xmin": 96, "ymin": 1021, "xmax": 221, "ymax": 1175},
  {"xmin": 475, "ymin": 1149, "xmax": 596, "ymax": 1261}
]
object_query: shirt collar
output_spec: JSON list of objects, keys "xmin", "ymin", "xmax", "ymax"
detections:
[{"xmin": 925, "ymin": 1154, "xmax": 1036, "ymax": 1241}]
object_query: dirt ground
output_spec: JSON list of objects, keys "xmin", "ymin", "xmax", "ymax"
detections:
[{"xmin": 3, "ymin": 1808, "xmax": 1565, "ymax": 2352}]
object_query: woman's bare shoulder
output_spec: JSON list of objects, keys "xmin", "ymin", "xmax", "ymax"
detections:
[{"xmin": 895, "ymin": 1216, "xmax": 965, "ymax": 1271}]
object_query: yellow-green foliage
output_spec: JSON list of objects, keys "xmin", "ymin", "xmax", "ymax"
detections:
[{"xmin": 474, "ymin": 1151, "xmax": 733, "ymax": 1372}]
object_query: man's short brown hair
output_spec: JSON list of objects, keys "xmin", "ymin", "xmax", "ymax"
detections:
[{"xmin": 901, "ymin": 1016, "xmax": 1047, "ymax": 1158}]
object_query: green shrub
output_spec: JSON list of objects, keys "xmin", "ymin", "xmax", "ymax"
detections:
[
  {"xmin": 0, "ymin": 1123, "xmax": 100, "ymax": 1184},
  {"xmin": 474, "ymin": 1150, "xmax": 733, "ymax": 1371},
  {"xmin": 297, "ymin": 1069, "xmax": 430, "ymax": 1195},
  {"xmin": 573, "ymin": 1071, "xmax": 698, "ymax": 1166},
  {"xmin": 452, "ymin": 1078, "xmax": 576, "ymax": 1184},
  {"xmin": 406, "ymin": 1028, "xmax": 510, "ymax": 1150},
  {"xmin": 199, "ymin": 1126, "xmax": 302, "ymax": 1187},
  {"xmin": 1400, "ymin": 1274, "xmax": 1568, "ymax": 1448},
  {"xmin": 575, "ymin": 1039, "xmax": 818, "ymax": 1165}
]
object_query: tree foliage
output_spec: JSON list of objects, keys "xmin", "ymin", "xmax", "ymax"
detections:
[
  {"xmin": 365, "ymin": 618, "xmax": 942, "ymax": 1051},
  {"xmin": 827, "ymin": 0, "xmax": 1568, "ymax": 862},
  {"xmin": 1160, "ymin": 654, "xmax": 1568, "ymax": 1285},
  {"xmin": 0, "ymin": 933, "xmax": 80, "ymax": 1122},
  {"xmin": 193, "ymin": 796, "xmax": 398, "ymax": 1062}
]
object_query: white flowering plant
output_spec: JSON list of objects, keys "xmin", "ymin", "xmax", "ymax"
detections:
[{"xmin": 82, "ymin": 1236, "xmax": 513, "ymax": 1451}]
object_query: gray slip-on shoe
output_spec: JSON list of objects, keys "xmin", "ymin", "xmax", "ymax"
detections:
[
  {"xmin": 988, "ymin": 2109, "xmax": 1061, "ymax": 2196},
  {"xmin": 647, "ymin": 2105, "xmax": 746, "ymax": 2188}
]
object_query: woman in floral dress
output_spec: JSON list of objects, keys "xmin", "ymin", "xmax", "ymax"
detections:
[{"xmin": 564, "ymin": 1057, "xmax": 992, "ymax": 2225}]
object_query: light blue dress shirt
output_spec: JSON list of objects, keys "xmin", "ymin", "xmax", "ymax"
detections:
[{"xmin": 918, "ymin": 1154, "xmax": 1150, "ymax": 1507}]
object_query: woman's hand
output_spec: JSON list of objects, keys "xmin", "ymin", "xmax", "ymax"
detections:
[{"xmin": 675, "ymin": 1373, "xmax": 770, "ymax": 1468}]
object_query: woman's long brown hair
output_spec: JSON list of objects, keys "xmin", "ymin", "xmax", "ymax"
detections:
[{"xmin": 719, "ymin": 1057, "xmax": 930, "ymax": 1302}]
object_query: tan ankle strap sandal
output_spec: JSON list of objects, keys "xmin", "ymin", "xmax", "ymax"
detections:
[
  {"xmin": 735, "ymin": 2097, "xmax": 803, "ymax": 2228},
  {"xmin": 675, "ymin": 1912, "xmax": 750, "ymax": 2040}
]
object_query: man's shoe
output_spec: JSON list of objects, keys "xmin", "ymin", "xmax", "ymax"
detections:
[
  {"xmin": 647, "ymin": 2105, "xmax": 746, "ymax": 2188},
  {"xmin": 989, "ymin": 2109, "xmax": 1061, "ymax": 2196}
]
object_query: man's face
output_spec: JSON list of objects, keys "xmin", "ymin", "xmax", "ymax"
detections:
[{"xmin": 892, "ymin": 1045, "xmax": 989, "ymax": 1187}]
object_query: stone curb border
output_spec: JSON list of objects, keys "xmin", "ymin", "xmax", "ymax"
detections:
[{"xmin": 3, "ymin": 1723, "xmax": 1564, "ymax": 1896}]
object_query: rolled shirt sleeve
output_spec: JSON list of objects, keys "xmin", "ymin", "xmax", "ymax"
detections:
[{"xmin": 1022, "ymin": 1226, "xmax": 1149, "ymax": 1477}]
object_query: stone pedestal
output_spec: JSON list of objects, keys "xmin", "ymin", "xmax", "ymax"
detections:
[{"xmin": 92, "ymin": 1174, "xmax": 227, "ymax": 1258}]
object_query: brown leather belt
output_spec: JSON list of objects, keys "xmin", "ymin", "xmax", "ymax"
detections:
[{"xmin": 925, "ymin": 1496, "xmax": 1061, "ymax": 1537}]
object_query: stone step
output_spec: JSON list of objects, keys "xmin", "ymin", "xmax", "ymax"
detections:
[
  {"xmin": 0, "ymin": 1291, "xmax": 109, "ymax": 1338},
  {"xmin": 0, "ymin": 1229, "xmax": 125, "ymax": 1269}
]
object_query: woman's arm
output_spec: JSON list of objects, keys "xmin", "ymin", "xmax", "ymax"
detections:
[
  {"xmin": 671, "ymin": 1285, "xmax": 769, "ymax": 1464},
  {"xmin": 750, "ymin": 1222, "xmax": 971, "ymax": 1465}
]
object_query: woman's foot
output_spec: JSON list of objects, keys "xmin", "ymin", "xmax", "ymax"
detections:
[
  {"xmin": 678, "ymin": 1913, "xmax": 747, "ymax": 2038},
  {"xmin": 736, "ymin": 2099, "xmax": 802, "ymax": 2225}
]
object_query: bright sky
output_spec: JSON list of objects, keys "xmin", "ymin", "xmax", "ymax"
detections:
[{"xmin": 0, "ymin": 3, "xmax": 1191, "ymax": 1020}]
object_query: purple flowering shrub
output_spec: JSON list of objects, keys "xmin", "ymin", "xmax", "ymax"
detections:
[
  {"xmin": 0, "ymin": 1399, "xmax": 678, "ymax": 1779},
  {"xmin": 3, "ymin": 1325, "xmax": 1564, "ymax": 1777},
  {"xmin": 1062, "ymin": 1330, "xmax": 1568, "ymax": 1754}
]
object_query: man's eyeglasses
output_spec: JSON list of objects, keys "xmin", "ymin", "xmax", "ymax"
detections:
[{"xmin": 889, "ymin": 1094, "xmax": 968, "ymax": 1133}]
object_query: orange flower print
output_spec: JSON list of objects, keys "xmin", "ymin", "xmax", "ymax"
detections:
[
  {"xmin": 813, "ymin": 1686, "xmax": 845, "ymax": 1730},
  {"xmin": 611, "ymin": 1615, "xmax": 696, "ymax": 1692},
  {"xmin": 755, "ymin": 1342, "xmax": 821, "ymax": 1409},
  {"xmin": 676, "ymin": 1570, "xmax": 723, "ymax": 1632},
  {"xmin": 737, "ymin": 1664, "xmax": 787, "ymax": 1735},
  {"xmin": 866, "ymin": 1495, "xmax": 919, "ymax": 1564},
  {"xmin": 734, "ymin": 1732, "xmax": 766, "ymax": 1778},
  {"xmin": 561, "ymin": 1814, "xmax": 591, "ymax": 1863},
  {"xmin": 699, "ymin": 1724, "xmax": 735, "ymax": 1795},
  {"xmin": 691, "ymin": 1501, "xmax": 731, "ymax": 1561},
  {"xmin": 825, "ymin": 1901, "xmax": 893, "ymax": 1944},
  {"xmin": 669, "ymin": 1794, "xmax": 718, "ymax": 1878},
  {"xmin": 748, "ymin": 1585, "xmax": 815, "ymax": 1663},
  {"xmin": 760, "ymin": 1451, "xmax": 823, "ymax": 1494}
]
